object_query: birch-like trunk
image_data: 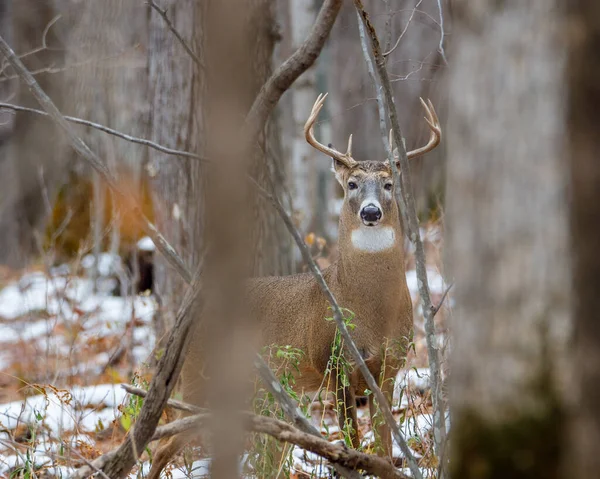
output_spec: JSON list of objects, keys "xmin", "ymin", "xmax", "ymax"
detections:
[
  {"xmin": 446, "ymin": 3, "xmax": 570, "ymax": 477},
  {"xmin": 287, "ymin": 0, "xmax": 318, "ymax": 235}
]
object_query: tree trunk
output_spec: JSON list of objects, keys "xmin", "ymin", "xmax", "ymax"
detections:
[
  {"xmin": 567, "ymin": 1, "xmax": 600, "ymax": 476},
  {"xmin": 149, "ymin": 0, "xmax": 291, "ymax": 336},
  {"xmin": 446, "ymin": 3, "xmax": 570, "ymax": 477},
  {"xmin": 147, "ymin": 0, "xmax": 205, "ymax": 337}
]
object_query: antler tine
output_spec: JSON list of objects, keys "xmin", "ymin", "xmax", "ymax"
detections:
[
  {"xmin": 406, "ymin": 98, "xmax": 442, "ymax": 160},
  {"xmin": 304, "ymin": 93, "xmax": 357, "ymax": 168}
]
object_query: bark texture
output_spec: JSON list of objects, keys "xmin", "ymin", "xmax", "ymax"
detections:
[
  {"xmin": 446, "ymin": 2, "xmax": 570, "ymax": 477},
  {"xmin": 567, "ymin": 1, "xmax": 600, "ymax": 476},
  {"xmin": 147, "ymin": 0, "xmax": 205, "ymax": 335}
]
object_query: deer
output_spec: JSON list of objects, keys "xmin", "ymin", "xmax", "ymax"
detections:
[{"xmin": 147, "ymin": 93, "xmax": 441, "ymax": 479}]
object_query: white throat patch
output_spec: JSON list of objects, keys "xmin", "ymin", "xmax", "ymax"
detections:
[{"xmin": 351, "ymin": 226, "xmax": 396, "ymax": 253}]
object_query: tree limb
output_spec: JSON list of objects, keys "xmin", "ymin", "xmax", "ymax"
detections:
[
  {"xmin": 242, "ymin": 0, "xmax": 342, "ymax": 146},
  {"xmin": 354, "ymin": 0, "xmax": 447, "ymax": 460},
  {"xmin": 0, "ymin": 102, "xmax": 208, "ymax": 163},
  {"xmin": 122, "ymin": 385, "xmax": 408, "ymax": 479},
  {"xmin": 147, "ymin": 0, "xmax": 204, "ymax": 68},
  {"xmin": 254, "ymin": 356, "xmax": 361, "ymax": 479}
]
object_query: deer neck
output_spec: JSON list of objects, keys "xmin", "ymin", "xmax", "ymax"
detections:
[{"xmin": 335, "ymin": 215, "xmax": 406, "ymax": 292}]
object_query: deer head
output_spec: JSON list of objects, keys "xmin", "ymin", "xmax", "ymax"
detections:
[{"xmin": 304, "ymin": 93, "xmax": 441, "ymax": 232}]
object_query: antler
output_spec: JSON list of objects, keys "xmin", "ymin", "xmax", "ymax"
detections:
[
  {"xmin": 304, "ymin": 93, "xmax": 358, "ymax": 168},
  {"xmin": 389, "ymin": 98, "xmax": 441, "ymax": 160}
]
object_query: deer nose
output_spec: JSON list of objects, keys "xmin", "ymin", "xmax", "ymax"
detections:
[{"xmin": 360, "ymin": 204, "xmax": 382, "ymax": 224}]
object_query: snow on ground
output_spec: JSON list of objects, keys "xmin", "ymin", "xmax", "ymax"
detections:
[{"xmin": 0, "ymin": 224, "xmax": 448, "ymax": 477}]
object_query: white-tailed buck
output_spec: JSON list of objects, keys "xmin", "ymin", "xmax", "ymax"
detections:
[{"xmin": 148, "ymin": 93, "xmax": 441, "ymax": 478}]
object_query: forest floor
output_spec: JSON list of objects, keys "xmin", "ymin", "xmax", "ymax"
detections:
[{"xmin": 0, "ymin": 221, "xmax": 449, "ymax": 478}]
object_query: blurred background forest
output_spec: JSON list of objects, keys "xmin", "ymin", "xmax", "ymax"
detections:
[{"xmin": 0, "ymin": 0, "xmax": 599, "ymax": 478}]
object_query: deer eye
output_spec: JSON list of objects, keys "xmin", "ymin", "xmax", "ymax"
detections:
[
  {"xmin": 348, "ymin": 181, "xmax": 358, "ymax": 190},
  {"xmin": 384, "ymin": 183, "xmax": 393, "ymax": 191}
]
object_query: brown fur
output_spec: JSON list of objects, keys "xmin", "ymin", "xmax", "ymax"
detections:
[{"xmin": 148, "ymin": 161, "xmax": 413, "ymax": 478}]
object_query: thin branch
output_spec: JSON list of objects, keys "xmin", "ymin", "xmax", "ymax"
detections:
[
  {"xmin": 354, "ymin": 0, "xmax": 447, "ymax": 460},
  {"xmin": 0, "ymin": 102, "xmax": 208, "ymax": 163},
  {"xmin": 382, "ymin": 0, "xmax": 424, "ymax": 58},
  {"xmin": 122, "ymin": 383, "xmax": 207, "ymax": 414},
  {"xmin": 242, "ymin": 0, "xmax": 342, "ymax": 146},
  {"xmin": 0, "ymin": 36, "xmax": 192, "ymax": 285},
  {"xmin": 431, "ymin": 281, "xmax": 453, "ymax": 316},
  {"xmin": 123, "ymin": 386, "xmax": 408, "ymax": 479},
  {"xmin": 435, "ymin": 0, "xmax": 448, "ymax": 65},
  {"xmin": 254, "ymin": 356, "xmax": 361, "ymax": 479},
  {"xmin": 147, "ymin": 0, "xmax": 204, "ymax": 69},
  {"xmin": 356, "ymin": 10, "xmax": 419, "ymax": 476}
]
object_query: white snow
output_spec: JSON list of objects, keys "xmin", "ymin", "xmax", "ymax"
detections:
[
  {"xmin": 0, "ymin": 384, "xmax": 126, "ymax": 434},
  {"xmin": 137, "ymin": 236, "xmax": 156, "ymax": 252},
  {"xmin": 405, "ymin": 268, "xmax": 447, "ymax": 296}
]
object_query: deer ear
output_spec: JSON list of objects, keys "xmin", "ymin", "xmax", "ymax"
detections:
[
  {"xmin": 331, "ymin": 158, "xmax": 348, "ymax": 185},
  {"xmin": 328, "ymin": 143, "xmax": 348, "ymax": 185},
  {"xmin": 393, "ymin": 147, "xmax": 401, "ymax": 171}
]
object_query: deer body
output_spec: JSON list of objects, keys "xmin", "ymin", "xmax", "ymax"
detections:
[
  {"xmin": 252, "ymin": 190, "xmax": 411, "ymax": 396},
  {"xmin": 147, "ymin": 94, "xmax": 440, "ymax": 479}
]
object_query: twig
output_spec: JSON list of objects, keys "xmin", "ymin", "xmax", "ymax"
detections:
[
  {"xmin": 250, "ymin": 180, "xmax": 423, "ymax": 478},
  {"xmin": 356, "ymin": 10, "xmax": 409, "ymax": 232},
  {"xmin": 431, "ymin": 281, "xmax": 453, "ymax": 316},
  {"xmin": 254, "ymin": 356, "xmax": 361, "ymax": 479},
  {"xmin": 147, "ymin": 0, "xmax": 204, "ymax": 69},
  {"xmin": 68, "ymin": 447, "xmax": 112, "ymax": 479},
  {"xmin": 0, "ymin": 103, "xmax": 207, "ymax": 163},
  {"xmin": 382, "ymin": 0, "xmax": 424, "ymax": 58},
  {"xmin": 123, "ymin": 385, "xmax": 408, "ymax": 479},
  {"xmin": 70, "ymin": 269, "xmax": 204, "ymax": 479},
  {"xmin": 242, "ymin": 0, "xmax": 343, "ymax": 146},
  {"xmin": 354, "ymin": 0, "xmax": 447, "ymax": 460},
  {"xmin": 435, "ymin": 0, "xmax": 448, "ymax": 65},
  {"xmin": 122, "ymin": 383, "xmax": 206, "ymax": 414},
  {"xmin": 0, "ymin": 37, "xmax": 192, "ymax": 284}
]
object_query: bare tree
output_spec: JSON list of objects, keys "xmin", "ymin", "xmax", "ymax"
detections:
[
  {"xmin": 446, "ymin": 2, "xmax": 571, "ymax": 476},
  {"xmin": 567, "ymin": 1, "xmax": 600, "ymax": 476},
  {"xmin": 146, "ymin": 0, "xmax": 205, "ymax": 337}
]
